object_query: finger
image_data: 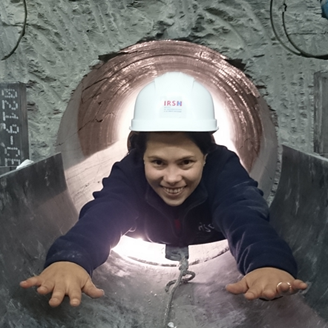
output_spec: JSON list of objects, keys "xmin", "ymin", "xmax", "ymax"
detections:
[
  {"xmin": 48, "ymin": 286, "xmax": 67, "ymax": 307},
  {"xmin": 291, "ymin": 279, "xmax": 308, "ymax": 291},
  {"xmin": 276, "ymin": 282, "xmax": 293, "ymax": 295},
  {"xmin": 36, "ymin": 281, "xmax": 55, "ymax": 296},
  {"xmin": 244, "ymin": 287, "xmax": 263, "ymax": 300},
  {"xmin": 244, "ymin": 281, "xmax": 277, "ymax": 300},
  {"xmin": 261, "ymin": 284, "xmax": 279, "ymax": 300},
  {"xmin": 67, "ymin": 284, "xmax": 84, "ymax": 307},
  {"xmin": 226, "ymin": 280, "xmax": 248, "ymax": 295},
  {"xmin": 20, "ymin": 276, "xmax": 42, "ymax": 288},
  {"xmin": 276, "ymin": 280, "xmax": 308, "ymax": 296},
  {"xmin": 82, "ymin": 279, "xmax": 105, "ymax": 299},
  {"xmin": 68, "ymin": 292, "xmax": 82, "ymax": 307}
]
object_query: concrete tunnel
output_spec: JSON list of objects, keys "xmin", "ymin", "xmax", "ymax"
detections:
[{"xmin": 1, "ymin": 40, "xmax": 328, "ymax": 327}]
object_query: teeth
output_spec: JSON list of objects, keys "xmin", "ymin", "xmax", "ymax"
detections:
[{"xmin": 163, "ymin": 187, "xmax": 184, "ymax": 194}]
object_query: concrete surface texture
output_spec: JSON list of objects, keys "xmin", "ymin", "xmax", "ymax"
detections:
[
  {"xmin": 0, "ymin": 0, "xmax": 327, "ymax": 160},
  {"xmin": 1, "ymin": 0, "xmax": 328, "ymax": 327},
  {"xmin": 270, "ymin": 145, "xmax": 328, "ymax": 323},
  {"xmin": 1, "ymin": 148, "xmax": 328, "ymax": 327}
]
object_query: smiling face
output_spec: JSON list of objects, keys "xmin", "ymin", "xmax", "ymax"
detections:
[{"xmin": 143, "ymin": 133, "xmax": 207, "ymax": 206}]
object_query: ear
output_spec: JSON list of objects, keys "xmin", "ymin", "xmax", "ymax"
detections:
[{"xmin": 203, "ymin": 154, "xmax": 208, "ymax": 166}]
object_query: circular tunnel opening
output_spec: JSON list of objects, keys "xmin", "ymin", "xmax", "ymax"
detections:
[{"xmin": 55, "ymin": 40, "xmax": 277, "ymax": 266}]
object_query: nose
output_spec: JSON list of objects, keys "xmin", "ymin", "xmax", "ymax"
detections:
[{"xmin": 163, "ymin": 165, "xmax": 182, "ymax": 185}]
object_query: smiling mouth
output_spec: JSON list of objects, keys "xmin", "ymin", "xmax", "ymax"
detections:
[{"xmin": 162, "ymin": 187, "xmax": 185, "ymax": 195}]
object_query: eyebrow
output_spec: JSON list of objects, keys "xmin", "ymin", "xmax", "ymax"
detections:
[
  {"xmin": 145, "ymin": 155, "xmax": 162, "ymax": 159},
  {"xmin": 145, "ymin": 155, "xmax": 196, "ymax": 160},
  {"xmin": 178, "ymin": 156, "xmax": 196, "ymax": 160}
]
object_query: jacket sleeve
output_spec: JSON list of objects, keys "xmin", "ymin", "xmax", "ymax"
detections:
[
  {"xmin": 44, "ymin": 154, "xmax": 141, "ymax": 275},
  {"xmin": 208, "ymin": 150, "xmax": 298, "ymax": 277}
]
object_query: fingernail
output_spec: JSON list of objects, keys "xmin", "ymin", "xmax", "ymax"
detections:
[{"xmin": 71, "ymin": 299, "xmax": 80, "ymax": 306}]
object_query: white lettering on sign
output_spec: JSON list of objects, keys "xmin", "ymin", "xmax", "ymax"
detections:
[
  {"xmin": 0, "ymin": 86, "xmax": 25, "ymax": 166},
  {"xmin": 2, "ymin": 99, "xmax": 18, "ymax": 111},
  {"xmin": 5, "ymin": 124, "xmax": 19, "ymax": 134},
  {"xmin": 2, "ymin": 111, "xmax": 19, "ymax": 121},
  {"xmin": 5, "ymin": 157, "xmax": 21, "ymax": 166},
  {"xmin": 2, "ymin": 89, "xmax": 18, "ymax": 98}
]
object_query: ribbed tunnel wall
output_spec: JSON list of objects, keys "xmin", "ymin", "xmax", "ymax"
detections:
[
  {"xmin": 57, "ymin": 41, "xmax": 277, "ymax": 213},
  {"xmin": 54, "ymin": 39, "xmax": 278, "ymax": 277}
]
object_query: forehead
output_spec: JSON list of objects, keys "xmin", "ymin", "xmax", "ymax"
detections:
[
  {"xmin": 147, "ymin": 132, "xmax": 186, "ymax": 144},
  {"xmin": 145, "ymin": 132, "xmax": 202, "ymax": 156}
]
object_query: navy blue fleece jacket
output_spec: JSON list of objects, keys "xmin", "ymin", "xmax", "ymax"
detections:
[{"xmin": 45, "ymin": 145, "xmax": 297, "ymax": 277}]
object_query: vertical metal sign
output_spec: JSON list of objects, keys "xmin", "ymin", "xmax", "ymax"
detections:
[
  {"xmin": 0, "ymin": 83, "xmax": 29, "ymax": 167},
  {"xmin": 314, "ymin": 72, "xmax": 328, "ymax": 158}
]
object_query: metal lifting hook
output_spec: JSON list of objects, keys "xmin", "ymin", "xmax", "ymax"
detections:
[{"xmin": 163, "ymin": 246, "xmax": 196, "ymax": 328}]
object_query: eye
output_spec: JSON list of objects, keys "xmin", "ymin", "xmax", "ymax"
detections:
[
  {"xmin": 180, "ymin": 159, "xmax": 194, "ymax": 167},
  {"xmin": 151, "ymin": 159, "xmax": 164, "ymax": 166}
]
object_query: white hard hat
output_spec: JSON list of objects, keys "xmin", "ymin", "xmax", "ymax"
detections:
[{"xmin": 130, "ymin": 72, "xmax": 218, "ymax": 132}]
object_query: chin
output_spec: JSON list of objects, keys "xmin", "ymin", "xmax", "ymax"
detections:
[{"xmin": 161, "ymin": 196, "xmax": 187, "ymax": 207}]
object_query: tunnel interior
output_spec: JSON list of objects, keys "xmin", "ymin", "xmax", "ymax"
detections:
[
  {"xmin": 57, "ymin": 40, "xmax": 277, "ymax": 206},
  {"xmin": 2, "ymin": 40, "xmax": 328, "ymax": 328},
  {"xmin": 55, "ymin": 40, "xmax": 278, "ymax": 264}
]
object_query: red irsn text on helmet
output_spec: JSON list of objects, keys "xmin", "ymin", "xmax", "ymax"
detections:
[{"xmin": 164, "ymin": 101, "xmax": 182, "ymax": 106}]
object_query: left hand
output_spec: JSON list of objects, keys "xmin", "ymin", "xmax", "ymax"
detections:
[{"xmin": 226, "ymin": 267, "xmax": 308, "ymax": 300}]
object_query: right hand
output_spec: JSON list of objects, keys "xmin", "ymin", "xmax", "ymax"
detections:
[{"xmin": 20, "ymin": 261, "xmax": 104, "ymax": 307}]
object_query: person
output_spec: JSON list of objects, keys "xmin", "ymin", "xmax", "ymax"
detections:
[{"xmin": 20, "ymin": 72, "xmax": 307, "ymax": 307}]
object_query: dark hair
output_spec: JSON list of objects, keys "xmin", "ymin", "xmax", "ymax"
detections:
[{"xmin": 127, "ymin": 131, "xmax": 216, "ymax": 156}]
